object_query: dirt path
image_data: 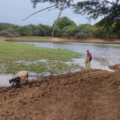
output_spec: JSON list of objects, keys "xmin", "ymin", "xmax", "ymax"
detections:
[{"xmin": 0, "ymin": 65, "xmax": 120, "ymax": 120}]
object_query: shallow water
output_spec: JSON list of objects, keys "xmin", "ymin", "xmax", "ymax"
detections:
[
  {"xmin": 0, "ymin": 73, "xmax": 36, "ymax": 87},
  {"xmin": 22, "ymin": 42, "xmax": 120, "ymax": 70},
  {"xmin": 0, "ymin": 74, "xmax": 13, "ymax": 86},
  {"xmin": 1, "ymin": 42, "xmax": 120, "ymax": 86},
  {"xmin": 15, "ymin": 59, "xmax": 48, "ymax": 65}
]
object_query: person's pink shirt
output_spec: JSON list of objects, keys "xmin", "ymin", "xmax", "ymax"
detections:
[{"xmin": 87, "ymin": 52, "xmax": 92, "ymax": 58}]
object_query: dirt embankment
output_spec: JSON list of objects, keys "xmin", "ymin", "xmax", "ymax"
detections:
[
  {"xmin": 1, "ymin": 36, "xmax": 120, "ymax": 43},
  {"xmin": 0, "ymin": 65, "xmax": 120, "ymax": 120}
]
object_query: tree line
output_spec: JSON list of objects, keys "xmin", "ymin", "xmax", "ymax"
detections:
[
  {"xmin": 0, "ymin": 23, "xmax": 52, "ymax": 37},
  {"xmin": 0, "ymin": 16, "xmax": 120, "ymax": 39}
]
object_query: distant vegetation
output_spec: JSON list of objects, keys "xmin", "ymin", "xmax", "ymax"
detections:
[
  {"xmin": 0, "ymin": 16, "xmax": 120, "ymax": 39},
  {"xmin": 0, "ymin": 23, "xmax": 52, "ymax": 37}
]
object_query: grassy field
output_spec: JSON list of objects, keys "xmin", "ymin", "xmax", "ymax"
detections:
[{"xmin": 0, "ymin": 39, "xmax": 82, "ymax": 75}]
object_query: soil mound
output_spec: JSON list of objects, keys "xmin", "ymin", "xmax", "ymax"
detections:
[{"xmin": 0, "ymin": 66, "xmax": 120, "ymax": 120}]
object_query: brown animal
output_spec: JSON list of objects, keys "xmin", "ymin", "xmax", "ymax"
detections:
[{"xmin": 14, "ymin": 70, "xmax": 29, "ymax": 83}]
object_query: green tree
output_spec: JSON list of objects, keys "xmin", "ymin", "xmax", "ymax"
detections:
[
  {"xmin": 25, "ymin": 0, "xmax": 120, "ymax": 39},
  {"xmin": 75, "ymin": 24, "xmax": 93, "ymax": 38},
  {"xmin": 62, "ymin": 24, "xmax": 93, "ymax": 38},
  {"xmin": 62, "ymin": 26, "xmax": 78, "ymax": 38},
  {"xmin": 31, "ymin": 0, "xmax": 73, "ymax": 8},
  {"xmin": 53, "ymin": 17, "xmax": 76, "ymax": 29},
  {"xmin": 30, "ymin": 0, "xmax": 120, "ymax": 26},
  {"xmin": 0, "ymin": 23, "xmax": 19, "ymax": 31},
  {"xmin": 0, "ymin": 23, "xmax": 19, "ymax": 36},
  {"xmin": 92, "ymin": 18, "xmax": 120, "ymax": 38},
  {"xmin": 52, "ymin": 17, "xmax": 76, "ymax": 36},
  {"xmin": 38, "ymin": 24, "xmax": 52, "ymax": 36},
  {"xmin": 19, "ymin": 26, "xmax": 28, "ymax": 36},
  {"xmin": 0, "ymin": 28, "xmax": 17, "ymax": 37},
  {"xmin": 73, "ymin": 0, "xmax": 120, "ymax": 26},
  {"xmin": 0, "ymin": 22, "xmax": 52, "ymax": 37}
]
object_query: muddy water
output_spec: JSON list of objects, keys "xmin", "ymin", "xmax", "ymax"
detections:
[{"xmin": 1, "ymin": 42, "xmax": 120, "ymax": 86}]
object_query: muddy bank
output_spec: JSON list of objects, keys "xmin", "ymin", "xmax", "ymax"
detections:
[
  {"xmin": 2, "ymin": 36, "xmax": 120, "ymax": 43},
  {"xmin": 0, "ymin": 65, "xmax": 120, "ymax": 120}
]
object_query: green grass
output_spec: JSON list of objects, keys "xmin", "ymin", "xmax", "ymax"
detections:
[
  {"xmin": 20, "ymin": 36, "xmax": 50, "ymax": 39},
  {"xmin": 0, "ymin": 39, "xmax": 82, "ymax": 75},
  {"xmin": 5, "ymin": 61, "xmax": 83, "ymax": 75}
]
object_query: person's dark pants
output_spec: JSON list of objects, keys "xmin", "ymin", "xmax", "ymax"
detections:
[{"xmin": 89, "ymin": 58, "xmax": 92, "ymax": 63}]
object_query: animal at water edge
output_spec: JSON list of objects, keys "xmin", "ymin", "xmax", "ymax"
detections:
[
  {"xmin": 14, "ymin": 70, "xmax": 29, "ymax": 83},
  {"xmin": 9, "ymin": 77, "xmax": 21, "ymax": 87}
]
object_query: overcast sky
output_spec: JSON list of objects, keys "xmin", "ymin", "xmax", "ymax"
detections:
[{"xmin": 0, "ymin": 0, "xmax": 112, "ymax": 26}]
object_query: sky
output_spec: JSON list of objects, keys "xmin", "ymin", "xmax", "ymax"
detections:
[{"xmin": 0, "ymin": 0, "xmax": 112, "ymax": 26}]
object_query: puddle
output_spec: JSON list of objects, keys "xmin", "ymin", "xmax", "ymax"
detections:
[
  {"xmin": 15, "ymin": 59, "xmax": 48, "ymax": 65},
  {"xmin": 66, "ymin": 58, "xmax": 114, "ymax": 72},
  {"xmin": 0, "ymin": 73, "xmax": 37, "ymax": 87},
  {"xmin": 0, "ymin": 70, "xmax": 53, "ymax": 86},
  {"xmin": 39, "ymin": 72, "xmax": 51, "ymax": 76},
  {"xmin": 0, "ymin": 74, "xmax": 13, "ymax": 86}
]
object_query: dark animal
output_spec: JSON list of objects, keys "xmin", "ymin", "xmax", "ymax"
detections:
[
  {"xmin": 14, "ymin": 71, "xmax": 29, "ymax": 83},
  {"xmin": 9, "ymin": 77, "xmax": 21, "ymax": 87}
]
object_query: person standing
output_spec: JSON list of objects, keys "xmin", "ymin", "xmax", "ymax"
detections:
[{"xmin": 87, "ymin": 50, "xmax": 92, "ymax": 68}]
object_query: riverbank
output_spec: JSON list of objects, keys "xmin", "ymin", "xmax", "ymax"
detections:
[
  {"xmin": 0, "ymin": 64, "xmax": 120, "ymax": 120},
  {"xmin": 2, "ymin": 36, "xmax": 120, "ymax": 43}
]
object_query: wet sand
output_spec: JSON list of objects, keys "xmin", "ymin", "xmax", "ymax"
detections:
[{"xmin": 0, "ymin": 65, "xmax": 120, "ymax": 120}]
